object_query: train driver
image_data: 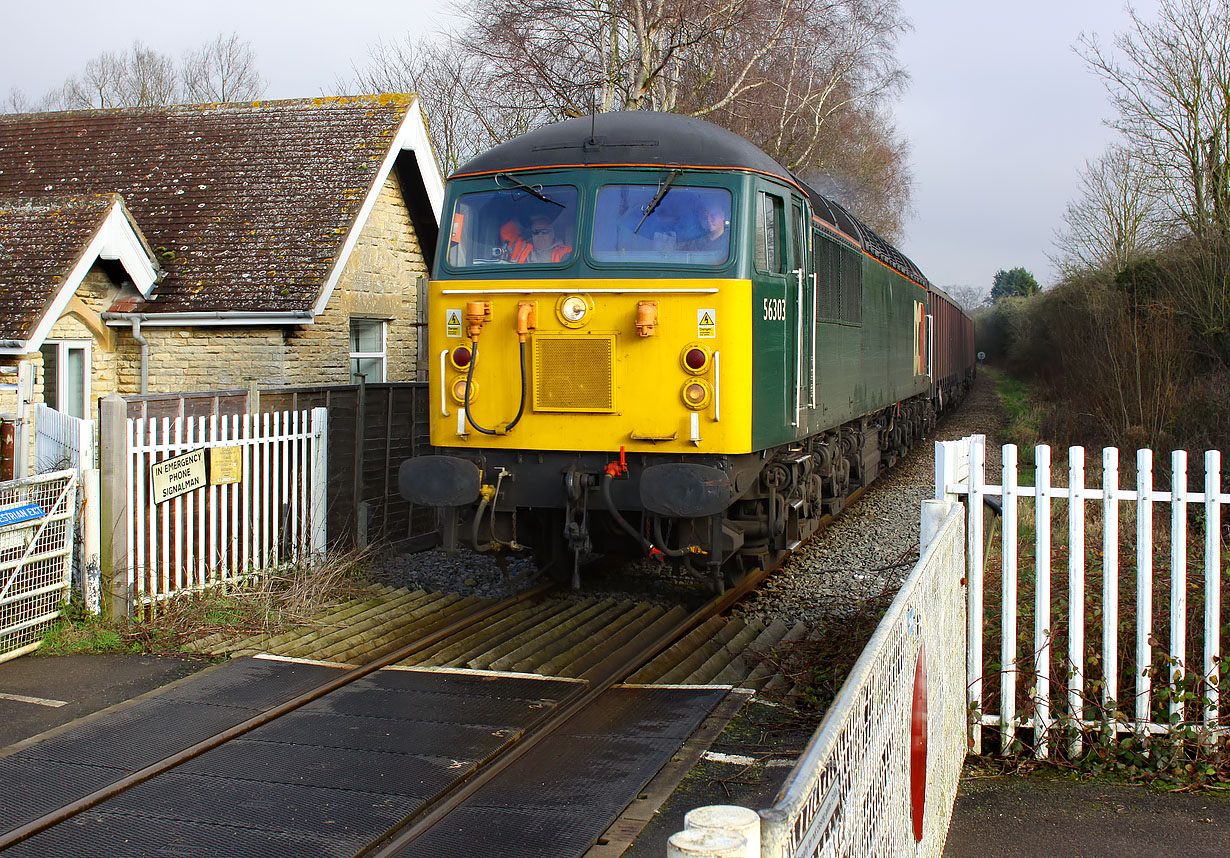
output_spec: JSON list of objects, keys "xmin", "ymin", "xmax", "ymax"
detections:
[
  {"xmin": 499, "ymin": 214, "xmax": 573, "ymax": 263},
  {"xmin": 681, "ymin": 200, "xmax": 729, "ymax": 254}
]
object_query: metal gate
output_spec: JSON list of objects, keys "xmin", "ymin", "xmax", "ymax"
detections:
[{"xmin": 0, "ymin": 470, "xmax": 79, "ymax": 662}]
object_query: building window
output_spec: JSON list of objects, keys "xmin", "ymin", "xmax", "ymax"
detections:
[
  {"xmin": 350, "ymin": 319, "xmax": 386, "ymax": 383},
  {"xmin": 40, "ymin": 340, "xmax": 91, "ymax": 419}
]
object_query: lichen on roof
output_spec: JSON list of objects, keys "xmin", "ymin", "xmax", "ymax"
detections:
[{"xmin": 0, "ymin": 94, "xmax": 420, "ymax": 316}]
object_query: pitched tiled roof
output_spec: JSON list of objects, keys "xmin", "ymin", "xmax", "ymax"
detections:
[
  {"xmin": 0, "ymin": 95, "xmax": 420, "ymax": 315},
  {"xmin": 0, "ymin": 194, "xmax": 120, "ymax": 341}
]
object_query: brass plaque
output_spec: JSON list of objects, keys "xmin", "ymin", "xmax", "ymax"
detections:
[{"xmin": 209, "ymin": 446, "xmax": 242, "ymax": 485}]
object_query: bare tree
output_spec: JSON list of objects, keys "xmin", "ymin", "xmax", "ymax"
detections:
[
  {"xmin": 945, "ymin": 284, "xmax": 989, "ymax": 313},
  {"xmin": 30, "ymin": 34, "xmax": 265, "ymax": 112},
  {"xmin": 58, "ymin": 49, "xmax": 133, "ymax": 108},
  {"xmin": 182, "ymin": 32, "xmax": 267, "ymax": 102},
  {"xmin": 798, "ymin": 100, "xmax": 911, "ymax": 240},
  {"xmin": 1078, "ymin": 0, "xmax": 1230, "ymax": 241},
  {"xmin": 1051, "ymin": 146, "xmax": 1163, "ymax": 277},
  {"xmin": 1077, "ymin": 0, "xmax": 1230, "ymax": 363},
  {"xmin": 349, "ymin": 0, "xmax": 913, "ymax": 230},
  {"xmin": 123, "ymin": 42, "xmax": 180, "ymax": 106},
  {"xmin": 459, "ymin": 0, "xmax": 909, "ymax": 172},
  {"xmin": 347, "ymin": 35, "xmax": 545, "ymax": 175},
  {"xmin": 4, "ymin": 88, "xmax": 37, "ymax": 113}
]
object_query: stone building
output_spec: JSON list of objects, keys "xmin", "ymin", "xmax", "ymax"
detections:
[{"xmin": 0, "ymin": 94, "xmax": 442, "ymax": 474}]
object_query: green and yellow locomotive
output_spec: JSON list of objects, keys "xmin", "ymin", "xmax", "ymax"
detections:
[{"xmin": 400, "ymin": 112, "xmax": 974, "ymax": 587}]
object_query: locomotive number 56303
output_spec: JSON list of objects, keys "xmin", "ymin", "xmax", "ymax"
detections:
[{"xmin": 762, "ymin": 297, "xmax": 787, "ymax": 321}]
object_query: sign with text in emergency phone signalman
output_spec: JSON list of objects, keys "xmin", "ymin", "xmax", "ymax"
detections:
[
  {"xmin": 445, "ymin": 309, "xmax": 463, "ymax": 338},
  {"xmin": 697, "ymin": 309, "xmax": 716, "ymax": 338},
  {"xmin": 151, "ymin": 449, "xmax": 206, "ymax": 504}
]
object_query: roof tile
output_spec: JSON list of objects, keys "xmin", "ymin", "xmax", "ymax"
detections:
[
  {"xmin": 0, "ymin": 95, "xmax": 418, "ymax": 316},
  {"xmin": 0, "ymin": 194, "xmax": 117, "ymax": 340}
]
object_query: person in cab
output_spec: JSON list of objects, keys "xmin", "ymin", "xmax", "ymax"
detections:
[{"xmin": 499, "ymin": 214, "xmax": 573, "ymax": 263}]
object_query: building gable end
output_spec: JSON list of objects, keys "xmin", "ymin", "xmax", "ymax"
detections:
[
  {"xmin": 24, "ymin": 201, "xmax": 158, "ymax": 352},
  {"xmin": 312, "ymin": 98, "xmax": 443, "ymax": 318}
]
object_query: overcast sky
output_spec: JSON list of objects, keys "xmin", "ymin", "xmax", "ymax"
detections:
[{"xmin": 1, "ymin": 0, "xmax": 1159, "ymax": 293}]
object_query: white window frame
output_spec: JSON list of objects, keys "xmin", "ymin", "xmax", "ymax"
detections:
[
  {"xmin": 349, "ymin": 318, "xmax": 387, "ymax": 383},
  {"xmin": 39, "ymin": 339, "xmax": 92, "ymax": 419}
]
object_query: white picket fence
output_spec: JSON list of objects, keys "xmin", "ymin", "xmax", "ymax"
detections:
[
  {"xmin": 33, "ymin": 404, "xmax": 102, "ymax": 611},
  {"xmin": 668, "ymin": 501, "xmax": 968, "ymax": 857},
  {"xmin": 34, "ymin": 403, "xmax": 95, "ymax": 473},
  {"xmin": 936, "ymin": 435, "xmax": 1227, "ymax": 756},
  {"xmin": 119, "ymin": 408, "xmax": 327, "ymax": 606}
]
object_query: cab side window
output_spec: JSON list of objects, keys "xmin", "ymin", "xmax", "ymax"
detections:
[{"xmin": 755, "ymin": 191, "xmax": 785, "ymax": 273}]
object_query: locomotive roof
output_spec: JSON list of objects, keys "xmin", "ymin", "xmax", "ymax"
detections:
[
  {"xmin": 452, "ymin": 111, "xmax": 796, "ymax": 182},
  {"xmin": 455, "ymin": 111, "xmax": 930, "ymax": 288}
]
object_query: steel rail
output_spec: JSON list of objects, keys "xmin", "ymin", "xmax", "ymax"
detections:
[
  {"xmin": 359, "ymin": 468, "xmax": 872, "ymax": 854},
  {"xmin": 0, "ymin": 580, "xmax": 557, "ymax": 852},
  {"xmin": 358, "ymin": 556, "xmax": 780, "ymax": 858}
]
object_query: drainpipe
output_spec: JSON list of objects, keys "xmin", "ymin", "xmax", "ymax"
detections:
[{"xmin": 106, "ymin": 314, "xmax": 149, "ymax": 394}]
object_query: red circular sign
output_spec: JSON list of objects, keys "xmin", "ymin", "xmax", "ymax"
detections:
[{"xmin": 910, "ymin": 643, "xmax": 928, "ymax": 842}]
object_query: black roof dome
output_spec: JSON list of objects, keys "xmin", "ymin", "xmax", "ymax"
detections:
[
  {"xmin": 452, "ymin": 111, "xmax": 795, "ymax": 183},
  {"xmin": 452, "ymin": 110, "xmax": 931, "ymax": 287}
]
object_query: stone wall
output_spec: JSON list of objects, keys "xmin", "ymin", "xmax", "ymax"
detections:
[{"xmin": 283, "ymin": 166, "xmax": 426, "ymax": 385}]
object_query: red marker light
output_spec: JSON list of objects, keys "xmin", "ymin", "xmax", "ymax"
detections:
[
  {"xmin": 685, "ymin": 348, "xmax": 708, "ymax": 371},
  {"xmin": 451, "ymin": 346, "xmax": 472, "ymax": 369}
]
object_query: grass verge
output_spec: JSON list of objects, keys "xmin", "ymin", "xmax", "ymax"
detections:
[{"xmin": 38, "ymin": 549, "xmax": 377, "ymax": 657}]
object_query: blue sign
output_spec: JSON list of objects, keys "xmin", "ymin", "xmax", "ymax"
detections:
[{"xmin": 0, "ymin": 503, "xmax": 46, "ymax": 528}]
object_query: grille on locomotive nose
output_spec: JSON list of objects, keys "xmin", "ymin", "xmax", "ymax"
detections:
[{"xmin": 532, "ymin": 334, "xmax": 616, "ymax": 412}]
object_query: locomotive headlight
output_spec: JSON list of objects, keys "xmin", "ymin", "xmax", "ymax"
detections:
[
  {"xmin": 681, "ymin": 345, "xmax": 711, "ymax": 374},
  {"xmin": 449, "ymin": 345, "xmax": 472, "ymax": 370},
  {"xmin": 681, "ymin": 379, "xmax": 712, "ymax": 410},
  {"xmin": 556, "ymin": 294, "xmax": 591, "ymax": 327},
  {"xmin": 451, "ymin": 377, "xmax": 476, "ymax": 404}
]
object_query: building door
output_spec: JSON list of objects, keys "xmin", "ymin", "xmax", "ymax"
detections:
[{"xmin": 39, "ymin": 340, "xmax": 91, "ymax": 419}]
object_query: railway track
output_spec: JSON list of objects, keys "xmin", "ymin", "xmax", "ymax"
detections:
[
  {"xmin": 0, "ymin": 483, "xmax": 880, "ymax": 857},
  {"xmin": 0, "ymin": 554, "xmax": 790, "ymax": 857}
]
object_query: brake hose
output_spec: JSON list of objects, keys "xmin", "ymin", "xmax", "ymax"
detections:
[
  {"xmin": 464, "ymin": 339, "xmax": 527, "ymax": 435},
  {"xmin": 599, "ymin": 473, "xmax": 695, "ymax": 559}
]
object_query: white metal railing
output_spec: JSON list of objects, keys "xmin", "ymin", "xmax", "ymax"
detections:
[
  {"xmin": 34, "ymin": 404, "xmax": 101, "ymax": 611},
  {"xmin": 34, "ymin": 403, "xmax": 95, "ymax": 474},
  {"xmin": 0, "ymin": 470, "xmax": 78, "ymax": 661},
  {"xmin": 122, "ymin": 408, "xmax": 327, "ymax": 605},
  {"xmin": 936, "ymin": 435, "xmax": 1227, "ymax": 756},
  {"xmin": 667, "ymin": 502, "xmax": 968, "ymax": 857}
]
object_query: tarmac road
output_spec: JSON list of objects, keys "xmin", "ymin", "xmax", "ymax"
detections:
[
  {"xmin": 2, "ymin": 653, "xmax": 1227, "ymax": 857},
  {"xmin": 0, "ymin": 652, "xmax": 210, "ymax": 752},
  {"xmin": 944, "ymin": 766, "xmax": 1230, "ymax": 858}
]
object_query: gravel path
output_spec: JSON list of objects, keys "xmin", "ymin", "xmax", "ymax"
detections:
[
  {"xmin": 374, "ymin": 371, "xmax": 1007, "ymax": 621},
  {"xmin": 733, "ymin": 372, "xmax": 1005, "ymax": 625}
]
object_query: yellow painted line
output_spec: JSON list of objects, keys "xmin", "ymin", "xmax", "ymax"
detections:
[
  {"xmin": 0, "ymin": 691, "xmax": 68, "ymax": 708},
  {"xmin": 702, "ymin": 750, "xmax": 797, "ymax": 768}
]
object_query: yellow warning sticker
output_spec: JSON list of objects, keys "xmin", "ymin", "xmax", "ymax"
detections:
[
  {"xmin": 445, "ymin": 308, "xmax": 462, "ymax": 338},
  {"xmin": 697, "ymin": 308, "xmax": 716, "ymax": 338}
]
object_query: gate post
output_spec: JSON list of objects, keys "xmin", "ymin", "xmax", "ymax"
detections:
[
  {"xmin": 310, "ymin": 406, "xmax": 328, "ymax": 562},
  {"xmin": 99, "ymin": 394, "xmax": 130, "ymax": 619}
]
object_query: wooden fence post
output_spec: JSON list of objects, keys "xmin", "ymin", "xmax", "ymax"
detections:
[{"xmin": 99, "ymin": 394, "xmax": 130, "ymax": 619}]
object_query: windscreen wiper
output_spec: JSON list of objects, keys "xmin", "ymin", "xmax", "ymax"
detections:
[
  {"xmin": 496, "ymin": 172, "xmax": 564, "ymax": 207},
  {"xmin": 635, "ymin": 170, "xmax": 681, "ymax": 233}
]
